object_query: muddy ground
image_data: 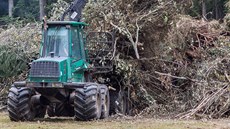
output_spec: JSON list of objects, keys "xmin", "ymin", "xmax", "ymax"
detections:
[{"xmin": 0, "ymin": 112, "xmax": 230, "ymax": 129}]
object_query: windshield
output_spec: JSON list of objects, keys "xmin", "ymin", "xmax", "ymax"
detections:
[{"xmin": 42, "ymin": 26, "xmax": 69, "ymax": 57}]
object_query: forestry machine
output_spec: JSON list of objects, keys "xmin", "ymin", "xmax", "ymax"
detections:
[{"xmin": 7, "ymin": 0, "xmax": 129, "ymax": 121}]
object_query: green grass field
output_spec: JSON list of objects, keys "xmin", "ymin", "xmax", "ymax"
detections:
[{"xmin": 0, "ymin": 112, "xmax": 229, "ymax": 129}]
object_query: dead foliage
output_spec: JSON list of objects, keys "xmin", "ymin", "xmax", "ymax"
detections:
[
  {"xmin": 82, "ymin": 0, "xmax": 230, "ymax": 119},
  {"xmin": 83, "ymin": 0, "xmax": 195, "ymax": 114},
  {"xmin": 0, "ymin": 23, "xmax": 41, "ymax": 105},
  {"xmin": 137, "ymin": 15, "xmax": 230, "ymax": 119}
]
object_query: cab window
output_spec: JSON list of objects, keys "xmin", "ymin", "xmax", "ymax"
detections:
[
  {"xmin": 43, "ymin": 26, "xmax": 69, "ymax": 57},
  {"xmin": 71, "ymin": 27, "xmax": 81, "ymax": 59}
]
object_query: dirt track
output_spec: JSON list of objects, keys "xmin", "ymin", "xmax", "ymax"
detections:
[{"xmin": 1, "ymin": 112, "xmax": 230, "ymax": 129}]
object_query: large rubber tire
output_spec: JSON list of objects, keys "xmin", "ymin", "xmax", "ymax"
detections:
[
  {"xmin": 116, "ymin": 90, "xmax": 129, "ymax": 114},
  {"xmin": 7, "ymin": 86, "xmax": 36, "ymax": 121},
  {"xmin": 47, "ymin": 105, "xmax": 55, "ymax": 117},
  {"xmin": 74, "ymin": 84, "xmax": 102, "ymax": 121},
  {"xmin": 100, "ymin": 85, "xmax": 110, "ymax": 119},
  {"xmin": 109, "ymin": 91, "xmax": 118, "ymax": 115},
  {"xmin": 110, "ymin": 90, "xmax": 129, "ymax": 115},
  {"xmin": 35, "ymin": 105, "xmax": 46, "ymax": 118},
  {"xmin": 47, "ymin": 103, "xmax": 74, "ymax": 117},
  {"xmin": 47, "ymin": 104, "xmax": 65, "ymax": 117}
]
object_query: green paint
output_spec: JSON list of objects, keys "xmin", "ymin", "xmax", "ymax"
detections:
[{"xmin": 28, "ymin": 21, "xmax": 89, "ymax": 84}]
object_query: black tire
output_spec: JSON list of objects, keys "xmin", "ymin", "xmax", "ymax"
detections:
[
  {"xmin": 100, "ymin": 85, "xmax": 110, "ymax": 119},
  {"xmin": 109, "ymin": 91, "xmax": 118, "ymax": 115},
  {"xmin": 47, "ymin": 103, "xmax": 74, "ymax": 117},
  {"xmin": 35, "ymin": 105, "xmax": 46, "ymax": 118},
  {"xmin": 47, "ymin": 104, "xmax": 65, "ymax": 117},
  {"xmin": 116, "ymin": 90, "xmax": 129, "ymax": 114},
  {"xmin": 7, "ymin": 86, "xmax": 36, "ymax": 121},
  {"xmin": 116, "ymin": 91, "xmax": 129, "ymax": 115},
  {"xmin": 47, "ymin": 105, "xmax": 55, "ymax": 117},
  {"xmin": 74, "ymin": 83, "xmax": 102, "ymax": 121}
]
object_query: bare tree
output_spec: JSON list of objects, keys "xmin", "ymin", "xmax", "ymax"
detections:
[
  {"xmin": 39, "ymin": 0, "xmax": 46, "ymax": 20},
  {"xmin": 8, "ymin": 0, "xmax": 14, "ymax": 17}
]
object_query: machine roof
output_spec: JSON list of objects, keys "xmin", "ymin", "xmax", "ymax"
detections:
[{"xmin": 47, "ymin": 21, "xmax": 88, "ymax": 26}]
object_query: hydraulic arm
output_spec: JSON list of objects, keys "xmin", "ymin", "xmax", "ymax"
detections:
[{"xmin": 61, "ymin": 0, "xmax": 88, "ymax": 21}]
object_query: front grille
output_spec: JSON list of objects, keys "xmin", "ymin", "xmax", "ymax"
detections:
[{"xmin": 30, "ymin": 61, "xmax": 60, "ymax": 78}]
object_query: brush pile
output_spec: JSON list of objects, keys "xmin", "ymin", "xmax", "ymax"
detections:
[
  {"xmin": 0, "ymin": 23, "xmax": 41, "ymax": 108},
  {"xmin": 136, "ymin": 15, "xmax": 230, "ymax": 119},
  {"xmin": 83, "ymin": 0, "xmax": 230, "ymax": 119}
]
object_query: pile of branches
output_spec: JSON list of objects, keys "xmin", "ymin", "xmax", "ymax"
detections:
[
  {"xmin": 84, "ymin": 0, "xmax": 191, "ymax": 59},
  {"xmin": 84, "ymin": 0, "xmax": 230, "ymax": 118},
  {"xmin": 178, "ymin": 56, "xmax": 230, "ymax": 119},
  {"xmin": 0, "ymin": 23, "xmax": 41, "ymax": 107},
  {"xmin": 136, "ymin": 15, "xmax": 230, "ymax": 119},
  {"xmin": 83, "ymin": 0, "xmax": 194, "ymax": 114}
]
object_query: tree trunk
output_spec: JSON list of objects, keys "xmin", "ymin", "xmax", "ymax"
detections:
[
  {"xmin": 214, "ymin": 0, "xmax": 219, "ymax": 20},
  {"xmin": 39, "ymin": 0, "xmax": 46, "ymax": 21},
  {"xmin": 201, "ymin": 0, "xmax": 207, "ymax": 20},
  {"xmin": 8, "ymin": 0, "xmax": 14, "ymax": 17}
]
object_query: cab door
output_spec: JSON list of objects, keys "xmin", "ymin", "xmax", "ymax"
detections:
[{"xmin": 70, "ymin": 26, "xmax": 86, "ymax": 82}]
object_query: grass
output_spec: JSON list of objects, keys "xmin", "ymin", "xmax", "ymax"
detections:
[{"xmin": 0, "ymin": 112, "xmax": 229, "ymax": 129}]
